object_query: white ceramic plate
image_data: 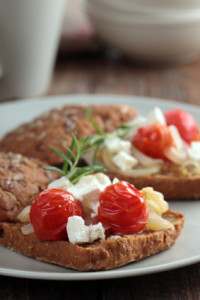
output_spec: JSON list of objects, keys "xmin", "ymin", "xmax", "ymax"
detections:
[{"xmin": 0, "ymin": 94, "xmax": 200, "ymax": 280}]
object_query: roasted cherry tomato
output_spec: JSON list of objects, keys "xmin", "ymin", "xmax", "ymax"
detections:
[
  {"xmin": 30, "ymin": 188, "xmax": 83, "ymax": 241},
  {"xmin": 164, "ymin": 108, "xmax": 198, "ymax": 143},
  {"xmin": 132, "ymin": 122, "xmax": 174, "ymax": 160},
  {"xmin": 98, "ymin": 181, "xmax": 149, "ymax": 233}
]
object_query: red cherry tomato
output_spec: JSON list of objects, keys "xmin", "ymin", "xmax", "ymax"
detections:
[
  {"xmin": 164, "ymin": 109, "xmax": 198, "ymax": 143},
  {"xmin": 30, "ymin": 188, "xmax": 84, "ymax": 241},
  {"xmin": 98, "ymin": 181, "xmax": 149, "ymax": 234},
  {"xmin": 132, "ymin": 122, "xmax": 174, "ymax": 160}
]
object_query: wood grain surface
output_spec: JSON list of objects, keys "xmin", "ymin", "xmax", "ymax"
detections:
[
  {"xmin": 1, "ymin": 52, "xmax": 200, "ymax": 300},
  {"xmin": 47, "ymin": 53, "xmax": 200, "ymax": 107}
]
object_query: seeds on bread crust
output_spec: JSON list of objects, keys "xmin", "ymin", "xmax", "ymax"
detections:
[
  {"xmin": 0, "ymin": 152, "xmax": 56, "ymax": 222},
  {"xmin": 0, "ymin": 104, "xmax": 138, "ymax": 165}
]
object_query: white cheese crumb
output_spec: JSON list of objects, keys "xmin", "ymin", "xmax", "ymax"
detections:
[
  {"xmin": 112, "ymin": 151, "xmax": 138, "ymax": 171},
  {"xmin": 66, "ymin": 185, "xmax": 81, "ymax": 200},
  {"xmin": 104, "ymin": 137, "xmax": 131, "ymax": 154},
  {"xmin": 146, "ymin": 107, "xmax": 166, "ymax": 126},
  {"xmin": 72, "ymin": 175, "xmax": 103, "ymax": 201},
  {"xmin": 90, "ymin": 202, "xmax": 99, "ymax": 218},
  {"xmin": 68, "ymin": 173, "xmax": 111, "ymax": 218},
  {"xmin": 89, "ymin": 222, "xmax": 105, "ymax": 242},
  {"xmin": 67, "ymin": 216, "xmax": 105, "ymax": 244},
  {"xmin": 67, "ymin": 216, "xmax": 89, "ymax": 244},
  {"xmin": 93, "ymin": 172, "xmax": 111, "ymax": 186},
  {"xmin": 48, "ymin": 176, "xmax": 72, "ymax": 190}
]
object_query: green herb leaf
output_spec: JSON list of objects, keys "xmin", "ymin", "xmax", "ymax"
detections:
[
  {"xmin": 49, "ymin": 147, "xmax": 73, "ymax": 168},
  {"xmin": 46, "ymin": 130, "xmax": 107, "ymax": 183},
  {"xmin": 70, "ymin": 165, "xmax": 106, "ymax": 184},
  {"xmin": 44, "ymin": 166, "xmax": 66, "ymax": 176},
  {"xmin": 85, "ymin": 107, "xmax": 136, "ymax": 144},
  {"xmin": 85, "ymin": 107, "xmax": 104, "ymax": 135}
]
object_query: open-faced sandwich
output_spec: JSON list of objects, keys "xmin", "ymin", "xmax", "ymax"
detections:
[
  {"xmin": 0, "ymin": 104, "xmax": 137, "ymax": 165},
  {"xmin": 82, "ymin": 107, "xmax": 200, "ymax": 200},
  {"xmin": 0, "ymin": 135, "xmax": 184, "ymax": 271}
]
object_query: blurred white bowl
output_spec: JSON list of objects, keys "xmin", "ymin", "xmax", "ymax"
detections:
[
  {"xmin": 87, "ymin": 1, "xmax": 200, "ymax": 23},
  {"xmin": 90, "ymin": 0, "xmax": 200, "ymax": 10},
  {"xmin": 89, "ymin": 0, "xmax": 200, "ymax": 17},
  {"xmin": 85, "ymin": 0, "xmax": 200, "ymax": 64}
]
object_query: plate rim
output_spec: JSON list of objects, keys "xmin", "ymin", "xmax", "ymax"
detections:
[{"xmin": 0, "ymin": 94, "xmax": 200, "ymax": 280}]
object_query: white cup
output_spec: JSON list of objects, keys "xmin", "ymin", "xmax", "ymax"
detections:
[{"xmin": 0, "ymin": 0, "xmax": 66, "ymax": 101}]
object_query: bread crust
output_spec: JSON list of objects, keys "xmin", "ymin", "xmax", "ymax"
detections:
[
  {"xmin": 0, "ymin": 104, "xmax": 137, "ymax": 165},
  {"xmin": 0, "ymin": 152, "xmax": 56, "ymax": 222},
  {"xmin": 0, "ymin": 210, "xmax": 184, "ymax": 271},
  {"xmin": 107, "ymin": 172, "xmax": 200, "ymax": 200}
]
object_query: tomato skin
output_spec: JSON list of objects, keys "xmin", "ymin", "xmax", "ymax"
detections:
[
  {"xmin": 30, "ymin": 188, "xmax": 83, "ymax": 241},
  {"xmin": 98, "ymin": 181, "xmax": 149, "ymax": 234},
  {"xmin": 164, "ymin": 109, "xmax": 198, "ymax": 143},
  {"xmin": 132, "ymin": 122, "xmax": 174, "ymax": 160}
]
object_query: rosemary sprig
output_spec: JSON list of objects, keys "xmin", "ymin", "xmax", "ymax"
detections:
[
  {"xmin": 45, "ymin": 132, "xmax": 106, "ymax": 184},
  {"xmin": 45, "ymin": 108, "xmax": 136, "ymax": 183},
  {"xmin": 85, "ymin": 106, "xmax": 136, "ymax": 154},
  {"xmin": 85, "ymin": 107, "xmax": 104, "ymax": 135}
]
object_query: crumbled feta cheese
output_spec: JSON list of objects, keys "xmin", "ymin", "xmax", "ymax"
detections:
[
  {"xmin": 146, "ymin": 107, "xmax": 166, "ymax": 126},
  {"xmin": 67, "ymin": 186, "xmax": 81, "ymax": 200},
  {"xmin": 67, "ymin": 216, "xmax": 89, "ymax": 244},
  {"xmin": 90, "ymin": 202, "xmax": 99, "ymax": 218},
  {"xmin": 67, "ymin": 173, "xmax": 111, "ymax": 218},
  {"xmin": 104, "ymin": 137, "xmax": 131, "ymax": 154},
  {"xmin": 48, "ymin": 176, "xmax": 72, "ymax": 190},
  {"xmin": 89, "ymin": 222, "xmax": 105, "ymax": 242},
  {"xmin": 67, "ymin": 216, "xmax": 105, "ymax": 244},
  {"xmin": 188, "ymin": 142, "xmax": 200, "ymax": 161},
  {"xmin": 93, "ymin": 172, "xmax": 111, "ymax": 186},
  {"xmin": 72, "ymin": 175, "xmax": 103, "ymax": 202},
  {"xmin": 112, "ymin": 151, "xmax": 138, "ymax": 171}
]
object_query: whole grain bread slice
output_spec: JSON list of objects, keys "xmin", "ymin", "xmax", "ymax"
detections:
[
  {"xmin": 0, "ymin": 104, "xmax": 137, "ymax": 165},
  {"xmin": 0, "ymin": 209, "xmax": 184, "ymax": 271},
  {"xmin": 107, "ymin": 172, "xmax": 200, "ymax": 200},
  {"xmin": 0, "ymin": 152, "xmax": 57, "ymax": 222}
]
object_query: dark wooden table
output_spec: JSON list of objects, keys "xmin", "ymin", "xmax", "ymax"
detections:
[{"xmin": 1, "ymin": 52, "xmax": 200, "ymax": 300}]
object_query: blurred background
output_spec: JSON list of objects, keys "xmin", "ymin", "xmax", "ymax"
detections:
[
  {"xmin": 47, "ymin": 0, "xmax": 200, "ymax": 106},
  {"xmin": 61, "ymin": 0, "xmax": 200, "ymax": 63},
  {"xmin": 1, "ymin": 0, "xmax": 200, "ymax": 105}
]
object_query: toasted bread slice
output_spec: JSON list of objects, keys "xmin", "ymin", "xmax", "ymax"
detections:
[
  {"xmin": 107, "ymin": 172, "xmax": 200, "ymax": 200},
  {"xmin": 0, "ymin": 152, "xmax": 56, "ymax": 222},
  {"xmin": 0, "ymin": 104, "xmax": 137, "ymax": 165},
  {"xmin": 0, "ymin": 209, "xmax": 184, "ymax": 271}
]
